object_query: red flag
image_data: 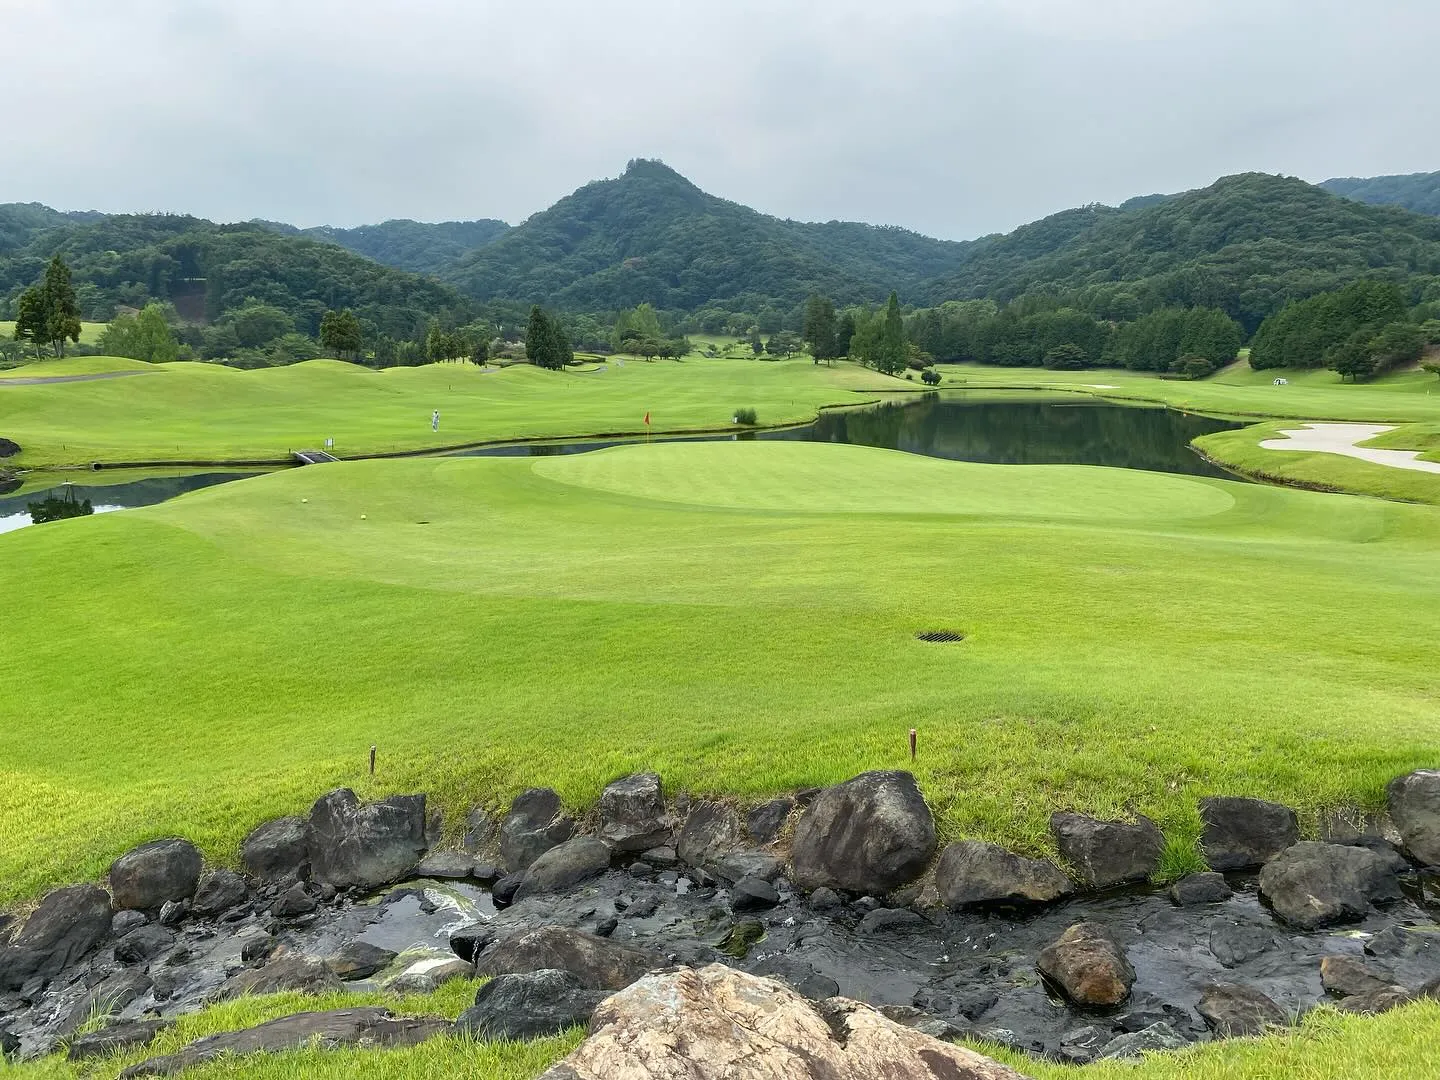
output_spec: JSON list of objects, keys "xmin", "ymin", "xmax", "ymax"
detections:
[{"xmin": 643, "ymin": 411, "xmax": 650, "ymax": 426}]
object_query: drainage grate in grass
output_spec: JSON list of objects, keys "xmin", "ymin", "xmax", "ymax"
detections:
[{"xmin": 915, "ymin": 629, "xmax": 966, "ymax": 643}]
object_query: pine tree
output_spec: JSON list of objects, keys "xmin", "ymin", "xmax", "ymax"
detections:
[
  {"xmin": 803, "ymin": 294, "xmax": 838, "ymax": 364},
  {"xmin": 876, "ymin": 292, "xmax": 907, "ymax": 375},
  {"xmin": 15, "ymin": 255, "xmax": 82, "ymax": 358}
]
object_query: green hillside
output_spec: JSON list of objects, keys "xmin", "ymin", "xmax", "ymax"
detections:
[
  {"xmin": 1323, "ymin": 170, "xmax": 1440, "ymax": 217},
  {"xmin": 256, "ymin": 217, "xmax": 512, "ymax": 275}
]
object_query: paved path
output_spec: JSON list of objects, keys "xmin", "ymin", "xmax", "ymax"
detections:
[
  {"xmin": 1259, "ymin": 422, "xmax": 1440, "ymax": 475},
  {"xmin": 0, "ymin": 370, "xmax": 151, "ymax": 386}
]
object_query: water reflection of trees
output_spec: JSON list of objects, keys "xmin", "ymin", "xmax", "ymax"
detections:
[{"xmin": 27, "ymin": 495, "xmax": 93, "ymax": 524}]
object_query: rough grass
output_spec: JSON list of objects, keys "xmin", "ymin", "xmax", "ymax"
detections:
[
  {"xmin": 0, "ymin": 356, "xmax": 904, "ymax": 467},
  {"xmin": 2, "ymin": 442, "xmax": 1439, "ymax": 902}
]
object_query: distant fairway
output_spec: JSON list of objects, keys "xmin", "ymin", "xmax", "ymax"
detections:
[
  {"xmin": 0, "ymin": 355, "xmax": 904, "ymax": 468},
  {"xmin": 0, "ymin": 320, "xmax": 107, "ymax": 347},
  {"xmin": 2, "ymin": 441, "xmax": 1438, "ymax": 903}
]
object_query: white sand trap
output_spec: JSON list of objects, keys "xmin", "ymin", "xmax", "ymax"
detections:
[{"xmin": 1259, "ymin": 423, "xmax": 1440, "ymax": 475}]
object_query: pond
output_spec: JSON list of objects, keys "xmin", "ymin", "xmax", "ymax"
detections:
[{"xmin": 0, "ymin": 472, "xmax": 262, "ymax": 535}]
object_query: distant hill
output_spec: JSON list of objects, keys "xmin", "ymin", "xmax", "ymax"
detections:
[
  {"xmin": 439, "ymin": 158, "xmax": 974, "ymax": 311},
  {"xmin": 254, "ymin": 217, "xmax": 511, "ymax": 275},
  {"xmin": 920, "ymin": 173, "xmax": 1440, "ymax": 330},
  {"xmin": 1322, "ymin": 171, "xmax": 1440, "ymax": 218}
]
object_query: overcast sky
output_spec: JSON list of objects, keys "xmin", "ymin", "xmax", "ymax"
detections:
[{"xmin": 4, "ymin": 0, "xmax": 1438, "ymax": 240}]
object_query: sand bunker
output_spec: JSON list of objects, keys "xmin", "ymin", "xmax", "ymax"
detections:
[{"xmin": 1259, "ymin": 423, "xmax": 1440, "ymax": 475}]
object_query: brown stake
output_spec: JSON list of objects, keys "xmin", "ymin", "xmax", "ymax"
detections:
[
  {"xmin": 909, "ymin": 728, "xmax": 917, "ymax": 761},
  {"xmin": 369, "ymin": 745, "xmax": 377, "ymax": 775}
]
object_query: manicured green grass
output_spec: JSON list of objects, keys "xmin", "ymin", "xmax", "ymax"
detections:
[
  {"xmin": 0, "ymin": 356, "xmax": 904, "ymax": 468},
  {"xmin": 1194, "ymin": 423, "xmax": 1440, "ymax": 504},
  {"xmin": 0, "ymin": 321, "xmax": 108, "ymax": 348},
  {"xmin": 3, "ymin": 442, "xmax": 1439, "ymax": 903}
]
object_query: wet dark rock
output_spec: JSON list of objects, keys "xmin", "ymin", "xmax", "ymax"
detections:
[
  {"xmin": 730, "ymin": 876, "xmax": 779, "ymax": 912},
  {"xmin": 1057, "ymin": 1024, "xmax": 1109, "ymax": 1064},
  {"xmin": 745, "ymin": 798, "xmax": 794, "ymax": 845},
  {"xmin": 641, "ymin": 846, "xmax": 679, "ymax": 870},
  {"xmin": 214, "ymin": 954, "xmax": 343, "ymax": 1000},
  {"xmin": 1337, "ymin": 985, "xmax": 1417, "ymax": 1015},
  {"xmin": 114, "ymin": 925, "xmax": 174, "ymax": 964},
  {"xmin": 627, "ymin": 860, "xmax": 655, "ymax": 878},
  {"xmin": 458, "ymin": 969, "xmax": 607, "ymax": 1040},
  {"xmin": 1321, "ymin": 955, "xmax": 1399, "ymax": 997},
  {"xmin": 594, "ymin": 915, "xmax": 618, "ymax": 937},
  {"xmin": 790, "ymin": 771, "xmax": 936, "ymax": 896},
  {"xmin": 878, "ymin": 1004, "xmax": 963, "ymax": 1040},
  {"xmin": 68, "ymin": 1018, "xmax": 168, "ymax": 1061},
  {"xmin": 1196, "ymin": 982, "xmax": 1287, "ymax": 1036},
  {"xmin": 109, "ymin": 839, "xmax": 202, "ymax": 912},
  {"xmin": 157, "ymin": 900, "xmax": 186, "ymax": 927},
  {"xmin": 515, "ymin": 838, "xmax": 612, "ymax": 901},
  {"xmin": 712, "ymin": 852, "xmax": 782, "ymax": 884},
  {"xmin": 0, "ymin": 1030, "xmax": 16, "ymax": 1061},
  {"xmin": 808, "ymin": 886, "xmax": 842, "ymax": 910},
  {"xmin": 1366, "ymin": 924, "xmax": 1440, "ymax": 964},
  {"xmin": 271, "ymin": 882, "xmax": 318, "ymax": 918},
  {"xmin": 470, "ymin": 862, "xmax": 501, "ymax": 885},
  {"xmin": 165, "ymin": 946, "xmax": 192, "ymax": 967},
  {"xmin": 62, "ymin": 970, "xmax": 153, "ymax": 1033},
  {"xmin": 624, "ymin": 896, "xmax": 661, "ymax": 920},
  {"xmin": 676, "ymin": 802, "xmax": 742, "ymax": 871},
  {"xmin": 797, "ymin": 972, "xmax": 841, "ymax": 999},
  {"xmin": 597, "ymin": 773, "xmax": 670, "ymax": 853},
  {"xmin": 463, "ymin": 808, "xmax": 497, "ymax": 854},
  {"xmin": 327, "ymin": 941, "xmax": 397, "ymax": 980},
  {"xmin": 1387, "ymin": 770, "xmax": 1440, "ymax": 866},
  {"xmin": 1258, "ymin": 842, "xmax": 1401, "ymax": 929},
  {"xmin": 1170, "ymin": 872, "xmax": 1233, "ymax": 906},
  {"xmin": 120, "ymin": 1007, "xmax": 449, "ymax": 1077},
  {"xmin": 306, "ymin": 789, "xmax": 428, "ymax": 890},
  {"xmin": 240, "ymin": 817, "xmax": 310, "ymax": 882},
  {"xmin": 717, "ymin": 919, "xmax": 767, "ymax": 959},
  {"xmin": 1049, "ymin": 812, "xmax": 1163, "ymax": 888},
  {"xmin": 492, "ymin": 873, "xmax": 523, "ymax": 906},
  {"xmin": 1037, "ymin": 922, "xmax": 1134, "ymax": 1007},
  {"xmin": 0, "ymin": 885, "xmax": 113, "ymax": 990},
  {"xmin": 449, "ymin": 925, "xmax": 495, "ymax": 964},
  {"xmin": 111, "ymin": 910, "xmax": 148, "ymax": 937},
  {"xmin": 1098, "ymin": 1021, "xmax": 1187, "ymax": 1059},
  {"xmin": 936, "ymin": 841, "xmax": 1074, "ymax": 909},
  {"xmin": 1209, "ymin": 923, "xmax": 1275, "ymax": 968},
  {"xmin": 415, "ymin": 851, "xmax": 475, "ymax": 880},
  {"xmin": 190, "ymin": 870, "xmax": 248, "ymax": 917},
  {"xmin": 1200, "ymin": 796, "xmax": 1300, "ymax": 870},
  {"xmin": 500, "ymin": 788, "xmax": 575, "ymax": 874},
  {"xmin": 476, "ymin": 926, "xmax": 661, "ymax": 990},
  {"xmin": 860, "ymin": 907, "xmax": 926, "ymax": 934},
  {"xmin": 240, "ymin": 934, "xmax": 277, "ymax": 965}
]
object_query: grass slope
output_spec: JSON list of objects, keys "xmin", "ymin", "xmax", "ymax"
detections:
[
  {"xmin": 0, "ymin": 357, "xmax": 902, "ymax": 468},
  {"xmin": 2, "ymin": 442, "xmax": 1439, "ymax": 902},
  {"xmin": 0, "ymin": 322, "xmax": 106, "ymax": 347}
]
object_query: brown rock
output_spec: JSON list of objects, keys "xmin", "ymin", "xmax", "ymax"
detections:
[
  {"xmin": 1321, "ymin": 955, "xmax": 1400, "ymax": 998},
  {"xmin": 1036, "ymin": 922, "xmax": 1134, "ymax": 1007},
  {"xmin": 477, "ymin": 926, "xmax": 661, "ymax": 991},
  {"xmin": 537, "ymin": 964, "xmax": 1029, "ymax": 1080}
]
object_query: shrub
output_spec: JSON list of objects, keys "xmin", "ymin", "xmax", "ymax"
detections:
[
  {"xmin": 1169, "ymin": 355, "xmax": 1215, "ymax": 380},
  {"xmin": 921, "ymin": 369, "xmax": 942, "ymax": 386},
  {"xmin": 733, "ymin": 407, "xmax": 757, "ymax": 425}
]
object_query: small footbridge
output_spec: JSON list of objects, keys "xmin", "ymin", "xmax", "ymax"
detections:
[{"xmin": 292, "ymin": 449, "xmax": 340, "ymax": 465}]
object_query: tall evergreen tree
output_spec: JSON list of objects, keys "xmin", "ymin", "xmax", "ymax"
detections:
[
  {"xmin": 319, "ymin": 308, "xmax": 364, "ymax": 360},
  {"xmin": 527, "ymin": 305, "xmax": 568, "ymax": 370},
  {"xmin": 875, "ymin": 292, "xmax": 907, "ymax": 375},
  {"xmin": 15, "ymin": 255, "xmax": 82, "ymax": 358},
  {"xmin": 802, "ymin": 294, "xmax": 839, "ymax": 364}
]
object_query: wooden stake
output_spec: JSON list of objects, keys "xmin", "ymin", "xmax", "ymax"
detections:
[
  {"xmin": 909, "ymin": 729, "xmax": 917, "ymax": 761},
  {"xmin": 369, "ymin": 745, "xmax": 377, "ymax": 775}
]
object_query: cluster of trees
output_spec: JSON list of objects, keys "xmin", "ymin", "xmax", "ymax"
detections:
[
  {"xmin": 99, "ymin": 302, "xmax": 179, "ymax": 363},
  {"xmin": 611, "ymin": 303, "xmax": 689, "ymax": 359},
  {"xmin": 525, "ymin": 306, "xmax": 574, "ymax": 370},
  {"xmin": 1249, "ymin": 279, "xmax": 1437, "ymax": 379},
  {"xmin": 13, "ymin": 255, "xmax": 81, "ymax": 357},
  {"xmin": 849, "ymin": 294, "xmax": 909, "ymax": 375}
]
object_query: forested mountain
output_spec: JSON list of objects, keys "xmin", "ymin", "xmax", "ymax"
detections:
[
  {"xmin": 920, "ymin": 174, "xmax": 1440, "ymax": 331},
  {"xmin": 1322, "ymin": 171, "xmax": 1440, "ymax": 218},
  {"xmin": 0, "ymin": 209, "xmax": 471, "ymax": 338},
  {"xmin": 439, "ymin": 158, "xmax": 973, "ymax": 312},
  {"xmin": 255, "ymin": 217, "xmax": 511, "ymax": 275}
]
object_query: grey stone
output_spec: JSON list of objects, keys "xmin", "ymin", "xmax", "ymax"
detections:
[
  {"xmin": 859, "ymin": 907, "xmax": 925, "ymax": 933},
  {"xmin": 306, "ymin": 789, "xmax": 428, "ymax": 890},
  {"xmin": 500, "ymin": 788, "xmax": 575, "ymax": 874},
  {"xmin": 190, "ymin": 870, "xmax": 248, "ymax": 917},
  {"xmin": 1337, "ymin": 985, "xmax": 1417, "ymax": 1015},
  {"xmin": 711, "ymin": 852, "xmax": 782, "ymax": 884},
  {"xmin": 1057, "ymin": 1025, "xmax": 1110, "ymax": 1065},
  {"xmin": 1367, "ymin": 924, "xmax": 1440, "ymax": 962},
  {"xmin": 745, "ymin": 798, "xmax": 794, "ymax": 845},
  {"xmin": 1098, "ymin": 1022, "xmax": 1188, "ymax": 1060},
  {"xmin": 240, "ymin": 934, "xmax": 277, "ymax": 964},
  {"xmin": 327, "ymin": 941, "xmax": 397, "ymax": 980},
  {"xmin": 477, "ymin": 926, "xmax": 661, "ymax": 990},
  {"xmin": 157, "ymin": 900, "xmax": 186, "ymax": 927},
  {"xmin": 0, "ymin": 1029, "xmax": 16, "ymax": 1061},
  {"xmin": 213, "ymin": 954, "xmax": 343, "ymax": 1001},
  {"xmin": 790, "ymin": 771, "xmax": 936, "ymax": 896},
  {"xmin": 730, "ymin": 876, "xmax": 780, "ymax": 912},
  {"xmin": 111, "ymin": 910, "xmax": 148, "ymax": 937},
  {"xmin": 515, "ymin": 837, "xmax": 612, "ymax": 901},
  {"xmin": 492, "ymin": 872, "xmax": 523, "ymax": 906},
  {"xmin": 457, "ymin": 969, "xmax": 607, "ymax": 1040},
  {"xmin": 415, "ymin": 851, "xmax": 475, "ymax": 880},
  {"xmin": 796, "ymin": 972, "xmax": 840, "ymax": 999},
  {"xmin": 808, "ymin": 886, "xmax": 842, "ymax": 910},
  {"xmin": 936, "ymin": 840, "xmax": 1074, "ymax": 908},
  {"xmin": 0, "ymin": 885, "xmax": 113, "ymax": 991},
  {"xmin": 109, "ymin": 839, "xmax": 202, "ymax": 911},
  {"xmin": 462, "ymin": 808, "xmax": 497, "ymax": 854},
  {"xmin": 1050, "ymin": 812, "xmax": 1163, "ymax": 888},
  {"xmin": 1387, "ymin": 770, "xmax": 1440, "ymax": 866},
  {"xmin": 597, "ymin": 773, "xmax": 670, "ymax": 853},
  {"xmin": 1321, "ymin": 955, "xmax": 1400, "ymax": 998},
  {"xmin": 68, "ymin": 1018, "xmax": 168, "ymax": 1061},
  {"xmin": 1258, "ymin": 841, "xmax": 1401, "ymax": 929},
  {"xmin": 114, "ymin": 925, "xmax": 174, "ymax": 964},
  {"xmin": 448, "ymin": 925, "xmax": 495, "ymax": 964},
  {"xmin": 1209, "ymin": 923, "xmax": 1275, "ymax": 967},
  {"xmin": 240, "ymin": 817, "xmax": 310, "ymax": 882},
  {"xmin": 271, "ymin": 882, "xmax": 317, "ymax": 918},
  {"xmin": 1037, "ymin": 922, "xmax": 1134, "ymax": 1007},
  {"xmin": 676, "ymin": 802, "xmax": 742, "ymax": 871},
  {"xmin": 640, "ymin": 846, "xmax": 680, "ymax": 869},
  {"xmin": 1196, "ymin": 982, "xmax": 1287, "ymax": 1036},
  {"xmin": 1200, "ymin": 796, "xmax": 1300, "ymax": 870},
  {"xmin": 1170, "ymin": 872, "xmax": 1233, "ymax": 905}
]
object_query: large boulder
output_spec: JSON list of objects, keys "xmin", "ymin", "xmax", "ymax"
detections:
[
  {"xmin": 0, "ymin": 884, "xmax": 113, "ymax": 990},
  {"xmin": 1036, "ymin": 922, "xmax": 1135, "ymax": 1007},
  {"xmin": 119, "ymin": 1008, "xmax": 449, "ymax": 1077},
  {"xmin": 936, "ymin": 841, "xmax": 1074, "ymax": 908},
  {"xmin": 476, "ymin": 926, "xmax": 661, "ymax": 991},
  {"xmin": 535, "ymin": 964, "xmax": 1026, "ymax": 1080},
  {"xmin": 596, "ymin": 773, "xmax": 670, "ymax": 853},
  {"xmin": 514, "ymin": 837, "xmax": 612, "ymax": 901},
  {"xmin": 457, "ymin": 969, "xmax": 607, "ymax": 1040},
  {"xmin": 1049, "ymin": 812, "xmax": 1162, "ymax": 888},
  {"xmin": 68, "ymin": 1019, "xmax": 168, "ymax": 1062},
  {"xmin": 213, "ymin": 954, "xmax": 344, "ymax": 1001},
  {"xmin": 306, "ymin": 789, "xmax": 428, "ymax": 890},
  {"xmin": 1170, "ymin": 872, "xmax": 1233, "ymax": 906},
  {"xmin": 1258, "ymin": 842, "xmax": 1401, "ymax": 929},
  {"xmin": 500, "ymin": 788, "xmax": 575, "ymax": 874},
  {"xmin": 240, "ymin": 817, "xmax": 310, "ymax": 882},
  {"xmin": 109, "ymin": 839, "xmax": 203, "ymax": 911},
  {"xmin": 790, "ymin": 771, "xmax": 936, "ymax": 895},
  {"xmin": 1195, "ymin": 983, "xmax": 1287, "ymax": 1036},
  {"xmin": 746, "ymin": 798, "xmax": 795, "ymax": 845},
  {"xmin": 1199, "ymin": 796, "xmax": 1299, "ymax": 870},
  {"xmin": 677, "ymin": 802, "xmax": 742, "ymax": 870},
  {"xmin": 1321, "ymin": 955, "xmax": 1401, "ymax": 998},
  {"xmin": 1387, "ymin": 770, "xmax": 1440, "ymax": 866},
  {"xmin": 327, "ymin": 941, "xmax": 398, "ymax": 981},
  {"xmin": 190, "ymin": 869, "xmax": 248, "ymax": 917}
]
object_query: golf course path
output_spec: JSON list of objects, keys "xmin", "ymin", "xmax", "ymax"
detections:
[
  {"xmin": 0, "ymin": 370, "xmax": 151, "ymax": 386},
  {"xmin": 1260, "ymin": 422, "xmax": 1440, "ymax": 474}
]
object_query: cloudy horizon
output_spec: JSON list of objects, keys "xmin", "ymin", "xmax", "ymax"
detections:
[{"xmin": 3, "ymin": 0, "xmax": 1437, "ymax": 241}]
